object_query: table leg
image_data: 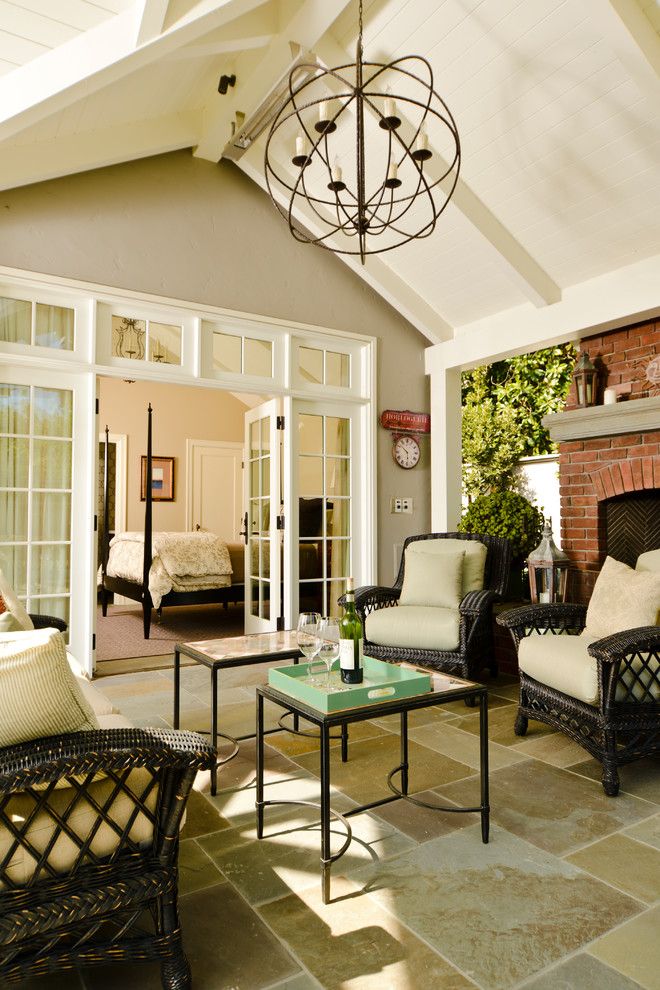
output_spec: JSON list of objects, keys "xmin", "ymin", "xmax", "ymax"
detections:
[
  {"xmin": 480, "ymin": 692, "xmax": 490, "ymax": 844},
  {"xmin": 320, "ymin": 722, "xmax": 331, "ymax": 904},
  {"xmin": 341, "ymin": 722, "xmax": 348, "ymax": 763},
  {"xmin": 400, "ymin": 711, "xmax": 409, "ymax": 796},
  {"xmin": 256, "ymin": 693, "xmax": 265, "ymax": 839},
  {"xmin": 292, "ymin": 655, "xmax": 300, "ymax": 732},
  {"xmin": 173, "ymin": 648, "xmax": 181, "ymax": 730},
  {"xmin": 211, "ymin": 666, "xmax": 218, "ymax": 797}
]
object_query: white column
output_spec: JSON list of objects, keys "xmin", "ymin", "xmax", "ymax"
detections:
[{"xmin": 426, "ymin": 347, "xmax": 462, "ymax": 531}]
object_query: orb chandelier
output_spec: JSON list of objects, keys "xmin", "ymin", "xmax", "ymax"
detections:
[{"xmin": 264, "ymin": 0, "xmax": 460, "ymax": 264}]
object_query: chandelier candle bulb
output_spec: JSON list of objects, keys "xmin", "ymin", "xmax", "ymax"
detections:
[
  {"xmin": 295, "ymin": 135, "xmax": 305, "ymax": 158},
  {"xmin": 384, "ymin": 97, "xmax": 395, "ymax": 118},
  {"xmin": 318, "ymin": 101, "xmax": 328, "ymax": 121},
  {"xmin": 332, "ymin": 162, "xmax": 342, "ymax": 182}
]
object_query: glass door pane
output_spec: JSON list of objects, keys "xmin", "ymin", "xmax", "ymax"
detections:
[
  {"xmin": 244, "ymin": 399, "xmax": 281, "ymax": 634},
  {"xmin": 0, "ymin": 382, "xmax": 73, "ymax": 626}
]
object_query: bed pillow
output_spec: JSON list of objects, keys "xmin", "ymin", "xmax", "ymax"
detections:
[
  {"xmin": 0, "ymin": 568, "xmax": 33, "ymax": 631},
  {"xmin": 0, "ymin": 628, "xmax": 99, "ymax": 748},
  {"xmin": 399, "ymin": 549, "xmax": 465, "ymax": 609},
  {"xmin": 585, "ymin": 556, "xmax": 660, "ymax": 639}
]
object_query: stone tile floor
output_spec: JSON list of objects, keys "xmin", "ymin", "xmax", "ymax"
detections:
[{"xmin": 28, "ymin": 662, "xmax": 660, "ymax": 990}]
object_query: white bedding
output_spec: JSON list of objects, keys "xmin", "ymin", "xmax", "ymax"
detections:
[{"xmin": 106, "ymin": 531, "xmax": 233, "ymax": 608}]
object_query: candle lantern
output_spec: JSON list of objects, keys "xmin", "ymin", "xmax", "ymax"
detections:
[
  {"xmin": 572, "ymin": 351, "xmax": 598, "ymax": 407},
  {"xmin": 527, "ymin": 518, "xmax": 570, "ymax": 604}
]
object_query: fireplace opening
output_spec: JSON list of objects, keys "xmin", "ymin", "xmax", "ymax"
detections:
[{"xmin": 605, "ymin": 490, "xmax": 660, "ymax": 567}]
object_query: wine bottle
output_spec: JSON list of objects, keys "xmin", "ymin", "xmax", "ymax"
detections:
[{"xmin": 339, "ymin": 577, "xmax": 363, "ymax": 684}]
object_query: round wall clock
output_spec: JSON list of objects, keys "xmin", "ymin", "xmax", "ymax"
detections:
[{"xmin": 393, "ymin": 434, "xmax": 420, "ymax": 469}]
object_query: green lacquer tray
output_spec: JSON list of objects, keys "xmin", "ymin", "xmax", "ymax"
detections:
[{"xmin": 268, "ymin": 656, "xmax": 432, "ymax": 713}]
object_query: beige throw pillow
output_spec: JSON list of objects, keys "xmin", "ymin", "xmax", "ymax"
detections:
[
  {"xmin": 0, "ymin": 628, "xmax": 99, "ymax": 748},
  {"xmin": 406, "ymin": 539, "xmax": 487, "ymax": 594},
  {"xmin": 399, "ymin": 549, "xmax": 465, "ymax": 609},
  {"xmin": 636, "ymin": 549, "xmax": 660, "ymax": 574},
  {"xmin": 0, "ymin": 611, "xmax": 24, "ymax": 633},
  {"xmin": 586, "ymin": 556, "xmax": 660, "ymax": 639},
  {"xmin": 0, "ymin": 568, "xmax": 34, "ymax": 631}
]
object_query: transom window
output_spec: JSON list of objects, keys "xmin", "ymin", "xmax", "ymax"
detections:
[
  {"xmin": 111, "ymin": 315, "xmax": 182, "ymax": 365},
  {"xmin": 211, "ymin": 330, "xmax": 273, "ymax": 378},
  {"xmin": 0, "ymin": 296, "xmax": 74, "ymax": 350},
  {"xmin": 299, "ymin": 345, "xmax": 350, "ymax": 388}
]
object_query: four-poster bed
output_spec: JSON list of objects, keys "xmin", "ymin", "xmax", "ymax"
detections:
[{"xmin": 100, "ymin": 405, "xmax": 245, "ymax": 638}]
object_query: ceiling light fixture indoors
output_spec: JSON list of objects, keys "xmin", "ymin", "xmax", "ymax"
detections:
[{"xmin": 264, "ymin": 0, "xmax": 461, "ymax": 263}]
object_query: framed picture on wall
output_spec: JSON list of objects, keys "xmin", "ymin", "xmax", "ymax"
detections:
[{"xmin": 141, "ymin": 455, "xmax": 175, "ymax": 501}]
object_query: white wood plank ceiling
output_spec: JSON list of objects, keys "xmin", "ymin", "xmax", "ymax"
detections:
[{"xmin": 0, "ymin": 0, "xmax": 658, "ymax": 353}]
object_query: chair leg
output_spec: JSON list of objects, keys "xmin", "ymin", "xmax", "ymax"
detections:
[
  {"xmin": 514, "ymin": 710, "xmax": 528, "ymax": 736},
  {"xmin": 601, "ymin": 732, "xmax": 620, "ymax": 796},
  {"xmin": 161, "ymin": 952, "xmax": 191, "ymax": 990},
  {"xmin": 100, "ymin": 586, "xmax": 109, "ymax": 617},
  {"xmin": 158, "ymin": 893, "xmax": 191, "ymax": 990}
]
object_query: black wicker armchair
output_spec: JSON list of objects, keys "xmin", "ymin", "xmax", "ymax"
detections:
[
  {"xmin": 497, "ymin": 603, "xmax": 660, "ymax": 796},
  {"xmin": 29, "ymin": 613, "xmax": 68, "ymax": 633},
  {"xmin": 342, "ymin": 532, "xmax": 512, "ymax": 681},
  {"xmin": 0, "ymin": 727, "xmax": 214, "ymax": 987}
]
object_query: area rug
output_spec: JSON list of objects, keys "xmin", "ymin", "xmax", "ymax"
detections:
[{"xmin": 96, "ymin": 603, "xmax": 245, "ymax": 661}]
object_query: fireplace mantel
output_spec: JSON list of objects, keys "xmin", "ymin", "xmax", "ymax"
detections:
[{"xmin": 543, "ymin": 395, "xmax": 660, "ymax": 442}]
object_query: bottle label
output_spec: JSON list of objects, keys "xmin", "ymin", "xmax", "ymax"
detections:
[{"xmin": 339, "ymin": 638, "xmax": 363, "ymax": 671}]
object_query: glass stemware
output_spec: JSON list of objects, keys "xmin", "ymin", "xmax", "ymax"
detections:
[
  {"xmin": 297, "ymin": 611, "xmax": 321, "ymax": 683},
  {"xmin": 317, "ymin": 616, "xmax": 340, "ymax": 692}
]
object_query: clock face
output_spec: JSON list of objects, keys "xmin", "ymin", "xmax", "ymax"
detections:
[{"xmin": 393, "ymin": 435, "xmax": 420, "ymax": 469}]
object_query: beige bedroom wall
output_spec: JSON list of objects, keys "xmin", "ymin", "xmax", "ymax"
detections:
[
  {"xmin": 99, "ymin": 377, "xmax": 246, "ymax": 532},
  {"xmin": 0, "ymin": 150, "xmax": 431, "ymax": 584}
]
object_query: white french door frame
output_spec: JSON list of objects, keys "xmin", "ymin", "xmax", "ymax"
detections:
[{"xmin": 0, "ymin": 364, "xmax": 97, "ymax": 674}]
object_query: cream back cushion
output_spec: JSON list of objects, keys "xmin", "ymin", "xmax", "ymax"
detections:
[
  {"xmin": 0, "ymin": 568, "xmax": 33, "ymax": 631},
  {"xmin": 586, "ymin": 556, "xmax": 660, "ymax": 639},
  {"xmin": 0, "ymin": 628, "xmax": 98, "ymax": 747},
  {"xmin": 399, "ymin": 549, "xmax": 465, "ymax": 609},
  {"xmin": 406, "ymin": 538, "xmax": 487, "ymax": 595}
]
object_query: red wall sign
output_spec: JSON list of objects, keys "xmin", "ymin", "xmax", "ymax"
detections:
[{"xmin": 380, "ymin": 410, "xmax": 431, "ymax": 434}]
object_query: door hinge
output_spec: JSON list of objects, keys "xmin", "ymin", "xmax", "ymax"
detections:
[
  {"xmin": 92, "ymin": 633, "xmax": 96, "ymax": 650},
  {"xmin": 94, "ymin": 514, "xmax": 97, "ymax": 532},
  {"xmin": 276, "ymin": 415, "xmax": 285, "ymax": 430},
  {"xmin": 276, "ymin": 616, "xmax": 285, "ymax": 631},
  {"xmin": 95, "ymin": 398, "xmax": 99, "ymax": 415},
  {"xmin": 277, "ymin": 514, "xmax": 285, "ymax": 530}
]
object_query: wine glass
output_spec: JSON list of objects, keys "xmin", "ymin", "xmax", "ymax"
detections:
[
  {"xmin": 297, "ymin": 612, "xmax": 321, "ymax": 683},
  {"xmin": 317, "ymin": 617, "xmax": 340, "ymax": 692}
]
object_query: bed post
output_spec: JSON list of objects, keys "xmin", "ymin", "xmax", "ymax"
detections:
[
  {"xmin": 143, "ymin": 403, "xmax": 154, "ymax": 638},
  {"xmin": 100, "ymin": 426, "xmax": 111, "ymax": 617}
]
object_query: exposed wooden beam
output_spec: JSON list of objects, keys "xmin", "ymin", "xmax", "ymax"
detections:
[
  {"xmin": 194, "ymin": 0, "xmax": 353, "ymax": 162},
  {"xmin": 165, "ymin": 7, "xmax": 276, "ymax": 58},
  {"xmin": 238, "ymin": 140, "xmax": 453, "ymax": 344},
  {"xmin": 0, "ymin": 112, "xmax": 201, "ymax": 192},
  {"xmin": 315, "ymin": 35, "xmax": 562, "ymax": 309},
  {"xmin": 589, "ymin": 0, "xmax": 660, "ymax": 103},
  {"xmin": 425, "ymin": 253, "xmax": 660, "ymax": 373},
  {"xmin": 0, "ymin": 0, "xmax": 269, "ymax": 143},
  {"xmin": 134, "ymin": 0, "xmax": 171, "ymax": 45}
]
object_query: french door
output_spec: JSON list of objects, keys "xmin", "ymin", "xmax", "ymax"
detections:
[{"xmin": 243, "ymin": 400, "xmax": 282, "ymax": 633}]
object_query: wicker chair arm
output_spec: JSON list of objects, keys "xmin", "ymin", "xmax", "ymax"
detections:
[
  {"xmin": 29, "ymin": 613, "xmax": 68, "ymax": 633},
  {"xmin": 338, "ymin": 585, "xmax": 401, "ymax": 614},
  {"xmin": 497, "ymin": 602, "xmax": 587, "ymax": 631},
  {"xmin": 0, "ymin": 728, "xmax": 215, "ymax": 791},
  {"xmin": 460, "ymin": 589, "xmax": 497, "ymax": 617},
  {"xmin": 587, "ymin": 625, "xmax": 660, "ymax": 662}
]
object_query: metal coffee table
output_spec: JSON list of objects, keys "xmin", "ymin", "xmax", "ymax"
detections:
[{"xmin": 256, "ymin": 671, "xmax": 489, "ymax": 903}]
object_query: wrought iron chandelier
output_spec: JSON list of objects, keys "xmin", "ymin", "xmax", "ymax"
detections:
[{"xmin": 264, "ymin": 0, "xmax": 460, "ymax": 263}]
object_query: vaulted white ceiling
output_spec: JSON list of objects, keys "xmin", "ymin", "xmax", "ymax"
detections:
[{"xmin": 1, "ymin": 0, "xmax": 659, "ymax": 358}]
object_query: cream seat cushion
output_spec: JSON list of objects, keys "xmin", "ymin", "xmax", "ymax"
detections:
[
  {"xmin": 66, "ymin": 651, "xmax": 117, "ymax": 717},
  {"xmin": 0, "ymin": 629, "xmax": 98, "ymax": 748},
  {"xmin": 585, "ymin": 556, "xmax": 660, "ymax": 637},
  {"xmin": 366, "ymin": 605, "xmax": 460, "ymax": 651},
  {"xmin": 406, "ymin": 538, "xmax": 487, "ymax": 595},
  {"xmin": 399, "ymin": 550, "xmax": 464, "ymax": 609},
  {"xmin": 519, "ymin": 632, "xmax": 600, "ymax": 705}
]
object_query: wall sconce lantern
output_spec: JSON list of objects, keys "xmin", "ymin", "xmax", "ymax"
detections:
[
  {"xmin": 527, "ymin": 518, "xmax": 570, "ymax": 604},
  {"xmin": 572, "ymin": 351, "xmax": 598, "ymax": 407}
]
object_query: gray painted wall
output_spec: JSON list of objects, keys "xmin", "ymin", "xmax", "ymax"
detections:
[{"xmin": 0, "ymin": 150, "xmax": 431, "ymax": 583}]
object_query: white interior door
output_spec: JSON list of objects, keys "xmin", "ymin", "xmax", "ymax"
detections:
[
  {"xmin": 187, "ymin": 440, "xmax": 243, "ymax": 542},
  {"xmin": 244, "ymin": 400, "xmax": 281, "ymax": 634}
]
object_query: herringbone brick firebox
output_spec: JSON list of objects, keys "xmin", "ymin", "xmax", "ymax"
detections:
[{"xmin": 550, "ymin": 318, "xmax": 660, "ymax": 603}]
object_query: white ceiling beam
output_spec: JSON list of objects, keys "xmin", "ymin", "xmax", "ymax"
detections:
[
  {"xmin": 134, "ymin": 0, "xmax": 171, "ymax": 46},
  {"xmin": 425, "ymin": 253, "xmax": 660, "ymax": 374},
  {"xmin": 589, "ymin": 0, "xmax": 660, "ymax": 103},
  {"xmin": 316, "ymin": 34, "xmax": 562, "ymax": 309},
  {"xmin": 166, "ymin": 7, "xmax": 276, "ymax": 58},
  {"xmin": 237, "ymin": 140, "xmax": 453, "ymax": 344},
  {"xmin": 0, "ymin": 0, "xmax": 269, "ymax": 143},
  {"xmin": 194, "ymin": 0, "xmax": 353, "ymax": 162},
  {"xmin": 0, "ymin": 112, "xmax": 201, "ymax": 192}
]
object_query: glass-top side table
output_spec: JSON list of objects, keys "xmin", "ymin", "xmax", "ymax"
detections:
[{"xmin": 256, "ymin": 672, "xmax": 489, "ymax": 904}]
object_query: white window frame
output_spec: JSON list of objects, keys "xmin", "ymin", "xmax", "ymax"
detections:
[
  {"xmin": 96, "ymin": 301, "xmax": 197, "ymax": 378},
  {"xmin": 199, "ymin": 316, "xmax": 284, "ymax": 389},
  {"xmin": 0, "ymin": 281, "xmax": 92, "ymax": 363}
]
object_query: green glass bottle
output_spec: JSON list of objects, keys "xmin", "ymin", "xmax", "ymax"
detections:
[{"xmin": 339, "ymin": 577, "xmax": 363, "ymax": 684}]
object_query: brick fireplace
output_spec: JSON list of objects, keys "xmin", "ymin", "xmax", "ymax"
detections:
[{"xmin": 545, "ymin": 318, "xmax": 660, "ymax": 603}]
